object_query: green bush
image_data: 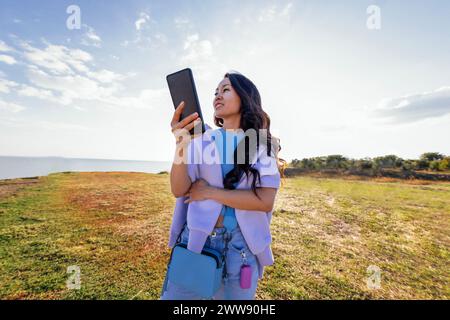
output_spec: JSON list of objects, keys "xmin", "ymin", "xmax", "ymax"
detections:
[
  {"xmin": 289, "ymin": 153, "xmax": 448, "ymax": 172},
  {"xmin": 439, "ymin": 158, "xmax": 450, "ymax": 171}
]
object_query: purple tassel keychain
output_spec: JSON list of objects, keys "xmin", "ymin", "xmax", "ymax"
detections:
[{"xmin": 239, "ymin": 251, "xmax": 252, "ymax": 289}]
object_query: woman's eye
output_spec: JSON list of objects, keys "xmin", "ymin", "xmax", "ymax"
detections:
[{"xmin": 214, "ymin": 88, "xmax": 229, "ymax": 96}]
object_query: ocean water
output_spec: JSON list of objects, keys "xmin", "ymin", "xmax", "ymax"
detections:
[{"xmin": 0, "ymin": 156, "xmax": 171, "ymax": 180}]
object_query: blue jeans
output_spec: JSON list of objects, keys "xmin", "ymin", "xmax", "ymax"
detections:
[{"xmin": 160, "ymin": 224, "xmax": 260, "ymax": 300}]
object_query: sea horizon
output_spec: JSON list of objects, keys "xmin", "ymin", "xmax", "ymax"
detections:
[{"xmin": 0, "ymin": 155, "xmax": 172, "ymax": 180}]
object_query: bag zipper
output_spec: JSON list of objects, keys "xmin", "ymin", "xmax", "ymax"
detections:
[{"xmin": 175, "ymin": 243, "xmax": 223, "ymax": 268}]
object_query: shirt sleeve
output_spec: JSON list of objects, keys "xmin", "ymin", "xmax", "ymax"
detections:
[
  {"xmin": 186, "ymin": 137, "xmax": 200, "ymax": 182},
  {"xmin": 254, "ymin": 151, "xmax": 281, "ymax": 189}
]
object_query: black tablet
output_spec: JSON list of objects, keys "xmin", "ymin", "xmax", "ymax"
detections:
[{"xmin": 166, "ymin": 68, "xmax": 205, "ymax": 135}]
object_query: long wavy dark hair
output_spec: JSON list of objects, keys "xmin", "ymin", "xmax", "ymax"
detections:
[{"xmin": 214, "ymin": 71, "xmax": 286, "ymax": 199}]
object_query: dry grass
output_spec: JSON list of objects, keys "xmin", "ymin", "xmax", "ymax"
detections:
[
  {"xmin": 0, "ymin": 172, "xmax": 448, "ymax": 299},
  {"xmin": 0, "ymin": 177, "xmax": 40, "ymax": 200},
  {"xmin": 258, "ymin": 177, "xmax": 450, "ymax": 299}
]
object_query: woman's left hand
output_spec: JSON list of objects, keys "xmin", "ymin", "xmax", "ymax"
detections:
[{"xmin": 184, "ymin": 179, "xmax": 213, "ymax": 203}]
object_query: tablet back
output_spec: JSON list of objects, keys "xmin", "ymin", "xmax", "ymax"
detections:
[{"xmin": 166, "ymin": 68, "xmax": 205, "ymax": 135}]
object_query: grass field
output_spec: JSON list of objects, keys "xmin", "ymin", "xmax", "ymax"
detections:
[{"xmin": 0, "ymin": 172, "xmax": 448, "ymax": 299}]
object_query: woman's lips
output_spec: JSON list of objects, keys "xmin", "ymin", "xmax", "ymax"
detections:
[{"xmin": 215, "ymin": 103, "xmax": 224, "ymax": 110}]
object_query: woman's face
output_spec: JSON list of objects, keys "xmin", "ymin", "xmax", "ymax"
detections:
[{"xmin": 213, "ymin": 77, "xmax": 241, "ymax": 120}]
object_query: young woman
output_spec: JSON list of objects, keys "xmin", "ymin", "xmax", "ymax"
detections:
[{"xmin": 160, "ymin": 71, "xmax": 285, "ymax": 300}]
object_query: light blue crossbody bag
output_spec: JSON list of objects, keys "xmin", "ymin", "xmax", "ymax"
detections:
[{"xmin": 161, "ymin": 223, "xmax": 230, "ymax": 299}]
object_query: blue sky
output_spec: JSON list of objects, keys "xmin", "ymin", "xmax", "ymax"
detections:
[{"xmin": 0, "ymin": 0, "xmax": 449, "ymax": 161}]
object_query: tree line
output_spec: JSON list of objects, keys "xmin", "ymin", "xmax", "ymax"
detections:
[{"xmin": 290, "ymin": 152, "xmax": 450, "ymax": 173}]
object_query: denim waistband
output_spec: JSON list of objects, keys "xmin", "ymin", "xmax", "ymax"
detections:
[{"xmin": 185, "ymin": 225, "xmax": 238, "ymax": 237}]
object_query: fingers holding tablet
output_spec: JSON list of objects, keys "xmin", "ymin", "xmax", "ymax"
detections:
[
  {"xmin": 171, "ymin": 101, "xmax": 202, "ymax": 144},
  {"xmin": 171, "ymin": 101, "xmax": 185, "ymax": 123}
]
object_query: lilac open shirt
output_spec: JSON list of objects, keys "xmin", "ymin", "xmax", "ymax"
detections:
[{"xmin": 167, "ymin": 125, "xmax": 281, "ymax": 279}]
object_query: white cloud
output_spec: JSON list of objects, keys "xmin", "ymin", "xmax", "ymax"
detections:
[
  {"xmin": 0, "ymin": 78, "xmax": 19, "ymax": 93},
  {"xmin": 2, "ymin": 39, "xmax": 140, "ymax": 108},
  {"xmin": 374, "ymin": 86, "xmax": 450, "ymax": 123},
  {"xmin": 174, "ymin": 17, "xmax": 192, "ymax": 29},
  {"xmin": 20, "ymin": 41, "xmax": 93, "ymax": 75},
  {"xmin": 26, "ymin": 66, "xmax": 115, "ymax": 106},
  {"xmin": 135, "ymin": 12, "xmax": 150, "ymax": 30},
  {"xmin": 258, "ymin": 5, "xmax": 277, "ymax": 22},
  {"xmin": 280, "ymin": 2, "xmax": 293, "ymax": 17},
  {"xmin": 133, "ymin": 31, "xmax": 168, "ymax": 49},
  {"xmin": 153, "ymin": 32, "xmax": 168, "ymax": 43},
  {"xmin": 0, "ymin": 37, "xmax": 167, "ymax": 120},
  {"xmin": 0, "ymin": 54, "xmax": 17, "ymax": 65},
  {"xmin": 0, "ymin": 100, "xmax": 25, "ymax": 112},
  {"xmin": 25, "ymin": 63, "xmax": 164, "ymax": 110},
  {"xmin": 81, "ymin": 24, "xmax": 102, "ymax": 48},
  {"xmin": 86, "ymin": 69, "xmax": 125, "ymax": 83},
  {"xmin": 182, "ymin": 39, "xmax": 213, "ymax": 62},
  {"xmin": 16, "ymin": 84, "xmax": 71, "ymax": 105},
  {"xmin": 183, "ymin": 34, "xmax": 199, "ymax": 50},
  {"xmin": 179, "ymin": 34, "xmax": 225, "ymax": 81},
  {"xmin": 0, "ymin": 40, "xmax": 14, "ymax": 52},
  {"xmin": 258, "ymin": 2, "xmax": 293, "ymax": 22},
  {"xmin": 130, "ymin": 11, "xmax": 168, "ymax": 49}
]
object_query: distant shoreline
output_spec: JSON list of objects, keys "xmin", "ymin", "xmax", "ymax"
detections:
[
  {"xmin": 0, "ymin": 170, "xmax": 169, "ymax": 182},
  {"xmin": 0, "ymin": 156, "xmax": 171, "ymax": 180},
  {"xmin": 0, "ymin": 171, "xmax": 170, "ymax": 184}
]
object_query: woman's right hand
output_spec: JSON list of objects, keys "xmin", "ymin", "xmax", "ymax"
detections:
[{"xmin": 170, "ymin": 101, "xmax": 202, "ymax": 147}]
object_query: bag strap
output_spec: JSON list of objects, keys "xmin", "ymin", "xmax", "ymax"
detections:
[
  {"xmin": 175, "ymin": 221, "xmax": 187, "ymax": 245},
  {"xmin": 160, "ymin": 221, "xmax": 187, "ymax": 298}
]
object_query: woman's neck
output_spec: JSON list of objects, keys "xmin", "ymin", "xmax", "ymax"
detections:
[{"xmin": 221, "ymin": 115, "xmax": 241, "ymax": 131}]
